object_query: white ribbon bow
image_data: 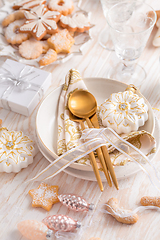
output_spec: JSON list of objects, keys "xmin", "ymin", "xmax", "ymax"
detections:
[{"xmin": 30, "ymin": 127, "xmax": 160, "ymax": 192}]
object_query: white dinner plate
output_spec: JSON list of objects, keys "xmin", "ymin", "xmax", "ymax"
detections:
[
  {"xmin": 36, "ymin": 77, "xmax": 155, "ymax": 172},
  {"xmin": 35, "ymin": 117, "xmax": 160, "ymax": 181}
]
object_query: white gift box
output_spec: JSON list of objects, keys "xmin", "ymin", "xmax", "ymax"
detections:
[{"xmin": 0, "ymin": 59, "xmax": 52, "ymax": 116}]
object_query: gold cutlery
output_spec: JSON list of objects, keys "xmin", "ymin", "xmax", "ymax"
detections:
[
  {"xmin": 84, "ymin": 116, "xmax": 112, "ymax": 187},
  {"xmin": 68, "ymin": 110, "xmax": 104, "ymax": 192},
  {"xmin": 68, "ymin": 90, "xmax": 119, "ymax": 190},
  {"xmin": 69, "ymin": 110, "xmax": 112, "ymax": 187},
  {"xmin": 90, "ymin": 113, "xmax": 119, "ymax": 189}
]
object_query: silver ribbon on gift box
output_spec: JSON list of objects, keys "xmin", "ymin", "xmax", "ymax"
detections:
[
  {"xmin": 30, "ymin": 127, "xmax": 160, "ymax": 192},
  {"xmin": 0, "ymin": 63, "xmax": 43, "ymax": 110}
]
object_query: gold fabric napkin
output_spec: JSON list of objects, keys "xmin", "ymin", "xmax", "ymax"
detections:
[{"xmin": 57, "ymin": 69, "xmax": 88, "ymax": 156}]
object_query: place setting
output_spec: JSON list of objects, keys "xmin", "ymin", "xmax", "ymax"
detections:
[
  {"xmin": 34, "ymin": 66, "xmax": 160, "ymax": 187},
  {"xmin": 0, "ymin": 0, "xmax": 160, "ymax": 240}
]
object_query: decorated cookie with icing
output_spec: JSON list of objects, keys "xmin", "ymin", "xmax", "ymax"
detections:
[
  {"xmin": 28, "ymin": 182, "xmax": 59, "ymax": 211},
  {"xmin": 19, "ymin": 38, "xmax": 43, "ymax": 59},
  {"xmin": 0, "ymin": 128, "xmax": 35, "ymax": 173},
  {"xmin": 39, "ymin": 48, "xmax": 57, "ymax": 66},
  {"xmin": 5, "ymin": 19, "xmax": 30, "ymax": 45},
  {"xmin": 47, "ymin": 0, "xmax": 74, "ymax": 16},
  {"xmin": 59, "ymin": 13, "xmax": 90, "ymax": 32},
  {"xmin": 48, "ymin": 29, "xmax": 75, "ymax": 53},
  {"xmin": 40, "ymin": 40, "xmax": 49, "ymax": 53},
  {"xmin": 13, "ymin": 0, "xmax": 46, "ymax": 10},
  {"xmin": 106, "ymin": 198, "xmax": 139, "ymax": 224},
  {"xmin": 20, "ymin": 5, "xmax": 61, "ymax": 40},
  {"xmin": 99, "ymin": 90, "xmax": 148, "ymax": 134},
  {"xmin": 141, "ymin": 196, "xmax": 160, "ymax": 207},
  {"xmin": 2, "ymin": 10, "xmax": 25, "ymax": 27}
]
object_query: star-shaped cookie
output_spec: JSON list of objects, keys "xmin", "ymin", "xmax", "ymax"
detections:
[
  {"xmin": 20, "ymin": 5, "xmax": 61, "ymax": 40},
  {"xmin": 28, "ymin": 182, "xmax": 59, "ymax": 211}
]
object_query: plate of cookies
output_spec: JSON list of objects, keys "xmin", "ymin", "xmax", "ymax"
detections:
[{"xmin": 0, "ymin": 0, "xmax": 94, "ymax": 67}]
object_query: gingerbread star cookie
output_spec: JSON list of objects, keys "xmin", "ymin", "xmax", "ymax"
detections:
[
  {"xmin": 48, "ymin": 29, "xmax": 75, "ymax": 53},
  {"xmin": 28, "ymin": 182, "xmax": 59, "ymax": 211},
  {"xmin": 20, "ymin": 5, "xmax": 61, "ymax": 40},
  {"xmin": 13, "ymin": 0, "xmax": 46, "ymax": 10}
]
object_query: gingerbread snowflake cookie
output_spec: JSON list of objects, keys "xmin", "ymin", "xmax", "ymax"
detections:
[
  {"xmin": 99, "ymin": 90, "xmax": 148, "ymax": 134},
  {"xmin": 20, "ymin": 5, "xmax": 61, "ymax": 40}
]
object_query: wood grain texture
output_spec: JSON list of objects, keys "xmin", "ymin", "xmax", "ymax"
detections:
[{"xmin": 0, "ymin": 0, "xmax": 160, "ymax": 239}]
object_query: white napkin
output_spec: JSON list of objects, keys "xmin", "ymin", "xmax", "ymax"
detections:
[{"xmin": 57, "ymin": 69, "xmax": 88, "ymax": 156}]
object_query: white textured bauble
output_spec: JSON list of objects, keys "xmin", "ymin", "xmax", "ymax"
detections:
[
  {"xmin": 0, "ymin": 128, "xmax": 35, "ymax": 173},
  {"xmin": 99, "ymin": 91, "xmax": 148, "ymax": 134}
]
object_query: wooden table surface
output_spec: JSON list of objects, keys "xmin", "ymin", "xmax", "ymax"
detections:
[{"xmin": 0, "ymin": 0, "xmax": 160, "ymax": 240}]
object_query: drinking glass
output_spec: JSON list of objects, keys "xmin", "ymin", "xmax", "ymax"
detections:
[
  {"xmin": 99, "ymin": 0, "xmax": 121, "ymax": 50},
  {"xmin": 106, "ymin": 0, "xmax": 156, "ymax": 85}
]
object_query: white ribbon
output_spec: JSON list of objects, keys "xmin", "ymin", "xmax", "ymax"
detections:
[{"xmin": 30, "ymin": 127, "xmax": 160, "ymax": 192}]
